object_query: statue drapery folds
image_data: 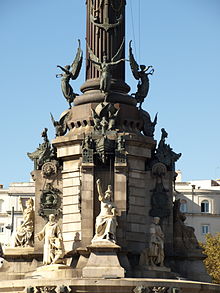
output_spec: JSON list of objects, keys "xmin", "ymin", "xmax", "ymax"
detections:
[
  {"xmin": 14, "ymin": 198, "xmax": 34, "ymax": 247},
  {"xmin": 92, "ymin": 179, "xmax": 118, "ymax": 243}
]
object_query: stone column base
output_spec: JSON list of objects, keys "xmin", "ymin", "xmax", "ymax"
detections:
[{"xmin": 82, "ymin": 241, "xmax": 125, "ymax": 278}]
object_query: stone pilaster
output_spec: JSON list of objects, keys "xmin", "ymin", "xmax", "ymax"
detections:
[{"xmin": 81, "ymin": 163, "xmax": 95, "ymax": 247}]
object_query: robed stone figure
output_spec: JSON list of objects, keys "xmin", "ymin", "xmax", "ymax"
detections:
[
  {"xmin": 92, "ymin": 179, "xmax": 118, "ymax": 243},
  {"xmin": 37, "ymin": 214, "xmax": 64, "ymax": 265}
]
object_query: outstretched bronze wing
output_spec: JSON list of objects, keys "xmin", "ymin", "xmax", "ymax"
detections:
[
  {"xmin": 71, "ymin": 39, "xmax": 83, "ymax": 80},
  {"xmin": 129, "ymin": 40, "xmax": 140, "ymax": 80},
  {"xmin": 86, "ymin": 40, "xmax": 101, "ymax": 71},
  {"xmin": 111, "ymin": 37, "xmax": 125, "ymax": 62},
  {"xmin": 50, "ymin": 112, "xmax": 56, "ymax": 126}
]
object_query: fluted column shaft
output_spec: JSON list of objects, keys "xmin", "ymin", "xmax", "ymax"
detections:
[{"xmin": 86, "ymin": 0, "xmax": 126, "ymax": 81}]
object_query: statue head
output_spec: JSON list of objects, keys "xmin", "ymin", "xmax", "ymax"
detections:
[
  {"xmin": 161, "ymin": 128, "xmax": 168, "ymax": 139},
  {"xmin": 65, "ymin": 65, "xmax": 71, "ymax": 70},
  {"xmin": 49, "ymin": 214, "xmax": 56, "ymax": 223},
  {"xmin": 140, "ymin": 65, "xmax": 146, "ymax": 71},
  {"xmin": 103, "ymin": 56, "xmax": 107, "ymax": 63},
  {"xmin": 105, "ymin": 185, "xmax": 112, "ymax": 200},
  {"xmin": 26, "ymin": 198, "xmax": 34, "ymax": 208},
  {"xmin": 153, "ymin": 217, "xmax": 160, "ymax": 224}
]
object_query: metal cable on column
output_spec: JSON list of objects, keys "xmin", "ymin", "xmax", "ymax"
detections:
[
  {"xmin": 138, "ymin": 0, "xmax": 141, "ymax": 63},
  {"xmin": 129, "ymin": 0, "xmax": 137, "ymax": 57}
]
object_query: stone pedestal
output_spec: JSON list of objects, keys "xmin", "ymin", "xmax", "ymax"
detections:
[
  {"xmin": 134, "ymin": 264, "xmax": 175, "ymax": 279},
  {"xmin": 82, "ymin": 242, "xmax": 125, "ymax": 278},
  {"xmin": 4, "ymin": 247, "xmax": 35, "ymax": 257},
  {"xmin": 31, "ymin": 264, "xmax": 75, "ymax": 279},
  {"xmin": 170, "ymin": 250, "xmax": 212, "ymax": 283},
  {"xmin": 1, "ymin": 247, "xmax": 42, "ymax": 280}
]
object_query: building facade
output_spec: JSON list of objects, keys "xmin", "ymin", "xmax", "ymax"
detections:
[
  {"xmin": 175, "ymin": 171, "xmax": 220, "ymax": 242},
  {"xmin": 0, "ymin": 182, "xmax": 35, "ymax": 247}
]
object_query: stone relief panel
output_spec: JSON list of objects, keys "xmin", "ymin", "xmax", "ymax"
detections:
[{"xmin": 39, "ymin": 183, "xmax": 62, "ymax": 220}]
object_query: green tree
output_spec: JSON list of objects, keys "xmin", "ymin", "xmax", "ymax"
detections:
[{"xmin": 200, "ymin": 233, "xmax": 220, "ymax": 283}]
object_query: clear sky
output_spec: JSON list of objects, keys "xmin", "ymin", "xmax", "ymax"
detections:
[{"xmin": 0, "ymin": 0, "xmax": 220, "ymax": 187}]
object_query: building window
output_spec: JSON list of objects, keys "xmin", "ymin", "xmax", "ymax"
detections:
[
  {"xmin": 201, "ymin": 200, "xmax": 209, "ymax": 213},
  {"xmin": 20, "ymin": 198, "xmax": 29, "ymax": 207},
  {"xmin": 180, "ymin": 199, "xmax": 187, "ymax": 213},
  {"xmin": 201, "ymin": 224, "xmax": 210, "ymax": 235},
  {"xmin": 0, "ymin": 225, "xmax": 4, "ymax": 233}
]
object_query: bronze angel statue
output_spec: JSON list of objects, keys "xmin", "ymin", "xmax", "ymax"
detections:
[
  {"xmin": 87, "ymin": 38, "xmax": 125, "ymax": 93},
  {"xmin": 56, "ymin": 39, "xmax": 83, "ymax": 108},
  {"xmin": 129, "ymin": 41, "xmax": 154, "ymax": 109}
]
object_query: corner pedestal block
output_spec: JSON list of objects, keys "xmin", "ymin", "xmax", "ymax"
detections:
[
  {"xmin": 82, "ymin": 242, "xmax": 125, "ymax": 278},
  {"xmin": 169, "ymin": 252, "xmax": 212, "ymax": 283},
  {"xmin": 2, "ymin": 247, "xmax": 43, "ymax": 280}
]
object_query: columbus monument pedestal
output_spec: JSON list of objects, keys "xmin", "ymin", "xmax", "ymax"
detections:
[{"xmin": 1, "ymin": 1, "xmax": 218, "ymax": 292}]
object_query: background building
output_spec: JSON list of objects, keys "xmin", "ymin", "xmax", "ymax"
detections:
[
  {"xmin": 175, "ymin": 171, "xmax": 220, "ymax": 242},
  {"xmin": 0, "ymin": 182, "xmax": 35, "ymax": 247},
  {"xmin": 0, "ymin": 185, "xmax": 10, "ymax": 247}
]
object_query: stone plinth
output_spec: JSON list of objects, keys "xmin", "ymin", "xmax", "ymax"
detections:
[
  {"xmin": 0, "ymin": 248, "xmax": 41, "ymax": 281},
  {"xmin": 31, "ymin": 264, "xmax": 75, "ymax": 279},
  {"xmin": 82, "ymin": 241, "xmax": 125, "ymax": 278},
  {"xmin": 4, "ymin": 247, "xmax": 35, "ymax": 257},
  {"xmin": 170, "ymin": 250, "xmax": 212, "ymax": 283},
  {"xmin": 134, "ymin": 264, "xmax": 176, "ymax": 279},
  {"xmin": 76, "ymin": 82, "xmax": 134, "ymax": 106}
]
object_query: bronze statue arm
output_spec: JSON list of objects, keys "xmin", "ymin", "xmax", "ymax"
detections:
[
  {"xmin": 57, "ymin": 65, "xmax": 70, "ymax": 74},
  {"xmin": 143, "ymin": 65, "xmax": 153, "ymax": 73},
  {"xmin": 56, "ymin": 73, "xmax": 63, "ymax": 78},
  {"xmin": 111, "ymin": 58, "xmax": 126, "ymax": 65}
]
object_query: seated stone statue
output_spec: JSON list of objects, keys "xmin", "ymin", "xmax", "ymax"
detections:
[
  {"xmin": 92, "ymin": 179, "xmax": 118, "ymax": 243},
  {"xmin": 173, "ymin": 199, "xmax": 200, "ymax": 252},
  {"xmin": 140, "ymin": 217, "xmax": 164, "ymax": 267},
  {"xmin": 37, "ymin": 214, "xmax": 64, "ymax": 265},
  {"xmin": 14, "ymin": 198, "xmax": 34, "ymax": 247}
]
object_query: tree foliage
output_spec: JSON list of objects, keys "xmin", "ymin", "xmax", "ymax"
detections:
[{"xmin": 200, "ymin": 233, "xmax": 220, "ymax": 283}]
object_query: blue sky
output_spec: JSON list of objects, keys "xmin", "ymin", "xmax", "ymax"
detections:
[{"xmin": 0, "ymin": 0, "xmax": 220, "ymax": 187}]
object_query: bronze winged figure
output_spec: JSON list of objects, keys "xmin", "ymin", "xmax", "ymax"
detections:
[
  {"xmin": 87, "ymin": 38, "xmax": 125, "ymax": 93},
  {"xmin": 56, "ymin": 39, "xmax": 83, "ymax": 108},
  {"xmin": 129, "ymin": 41, "xmax": 154, "ymax": 109}
]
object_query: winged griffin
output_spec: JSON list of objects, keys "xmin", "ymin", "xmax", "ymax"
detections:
[
  {"xmin": 56, "ymin": 39, "xmax": 83, "ymax": 108},
  {"xmin": 50, "ymin": 110, "xmax": 70, "ymax": 137},
  {"xmin": 87, "ymin": 38, "xmax": 125, "ymax": 93},
  {"xmin": 129, "ymin": 41, "xmax": 154, "ymax": 109}
]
